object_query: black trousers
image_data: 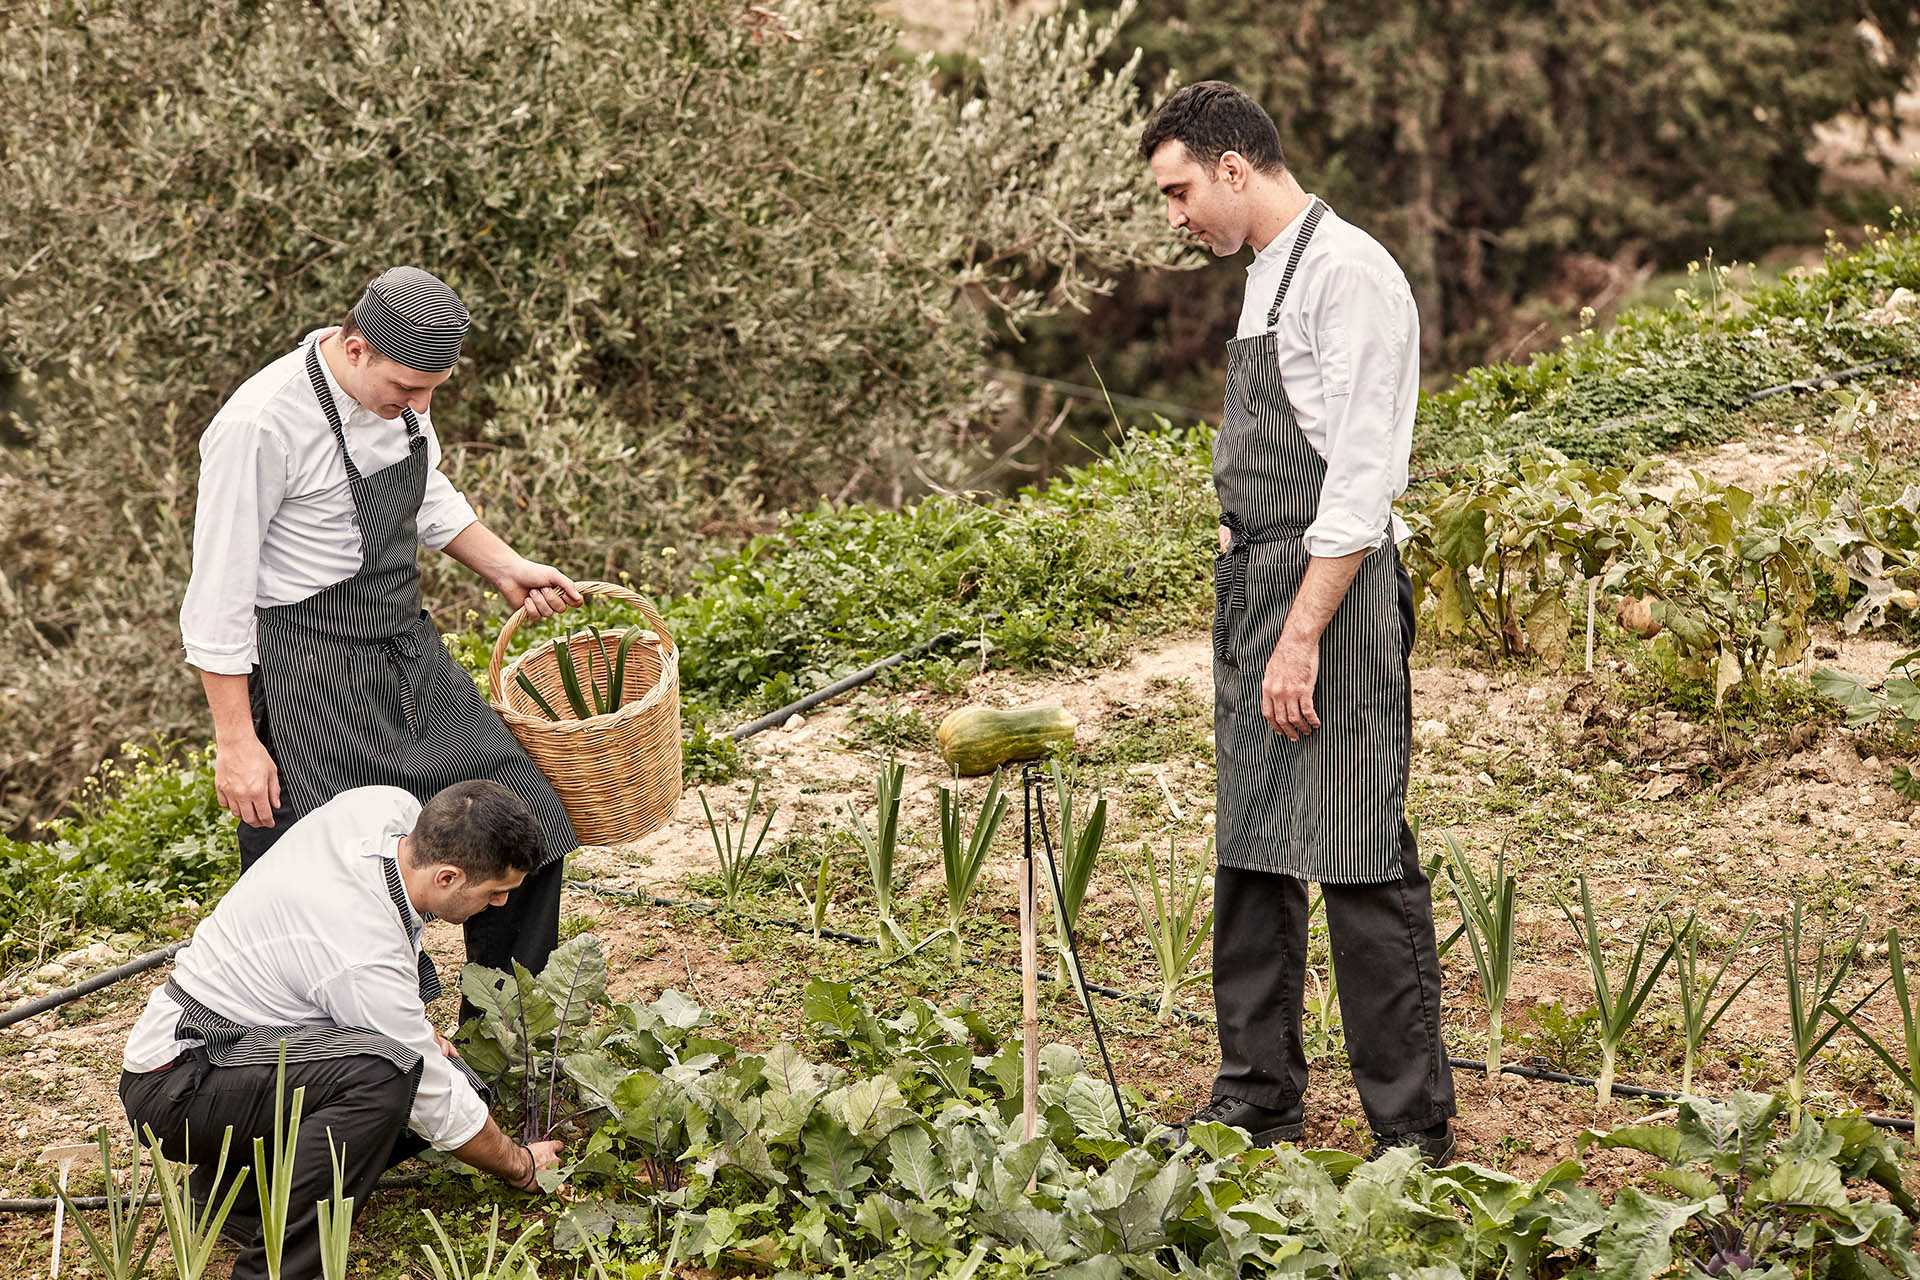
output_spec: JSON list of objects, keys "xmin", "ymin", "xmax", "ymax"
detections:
[
  {"xmin": 1209, "ymin": 555, "xmax": 1454, "ymax": 1137},
  {"xmin": 120, "ymin": 1049, "xmax": 427, "ymax": 1280}
]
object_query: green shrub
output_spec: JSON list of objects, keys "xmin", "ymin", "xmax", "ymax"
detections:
[{"xmin": 0, "ymin": 744, "xmax": 234, "ymax": 967}]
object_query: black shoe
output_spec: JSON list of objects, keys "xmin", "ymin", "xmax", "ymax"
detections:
[
  {"xmin": 1369, "ymin": 1121, "xmax": 1455, "ymax": 1165},
  {"xmin": 1155, "ymin": 1095, "xmax": 1305, "ymax": 1152}
]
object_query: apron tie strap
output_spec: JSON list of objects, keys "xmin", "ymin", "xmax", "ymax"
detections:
[
  {"xmin": 381, "ymin": 632, "xmax": 423, "ymax": 736},
  {"xmin": 1213, "ymin": 513, "xmax": 1303, "ymax": 667}
]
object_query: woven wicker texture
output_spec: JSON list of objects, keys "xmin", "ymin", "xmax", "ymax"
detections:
[{"xmin": 487, "ymin": 581, "xmax": 682, "ymax": 847}]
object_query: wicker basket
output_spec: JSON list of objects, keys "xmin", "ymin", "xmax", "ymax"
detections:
[{"xmin": 488, "ymin": 580, "xmax": 682, "ymax": 847}]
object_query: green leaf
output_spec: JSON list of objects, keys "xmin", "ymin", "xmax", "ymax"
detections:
[
  {"xmin": 797, "ymin": 1113, "xmax": 874, "ymax": 1203},
  {"xmin": 1894, "ymin": 765, "xmax": 1919, "ymax": 802},
  {"xmin": 1436, "ymin": 502, "xmax": 1488, "ymax": 570},
  {"xmin": 1592, "ymin": 1188, "xmax": 1709, "ymax": 1280},
  {"xmin": 1752, "ymin": 1157, "xmax": 1846, "ymax": 1209},
  {"xmin": 1182, "ymin": 1121, "xmax": 1251, "ymax": 1160},
  {"xmin": 885, "ymin": 1125, "xmax": 945, "ymax": 1203},
  {"xmin": 826, "ymin": 1077, "xmax": 917, "ymax": 1143},
  {"xmin": 1059, "ymin": 1075, "xmax": 1123, "ymax": 1139}
]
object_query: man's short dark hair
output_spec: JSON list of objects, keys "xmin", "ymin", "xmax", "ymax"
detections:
[
  {"xmin": 410, "ymin": 781, "xmax": 542, "ymax": 880},
  {"xmin": 1139, "ymin": 81, "xmax": 1287, "ymax": 175}
]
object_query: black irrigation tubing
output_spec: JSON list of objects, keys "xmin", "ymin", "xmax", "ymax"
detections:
[
  {"xmin": 0, "ymin": 942, "xmax": 187, "ymax": 1031},
  {"xmin": 0, "ymin": 1175, "xmax": 429, "ymax": 1216},
  {"xmin": 728, "ymin": 629, "xmax": 966, "ymax": 741},
  {"xmin": 566, "ymin": 878, "xmax": 1920, "ymax": 1134},
  {"xmin": 1732, "ymin": 355, "xmax": 1910, "ymax": 406}
]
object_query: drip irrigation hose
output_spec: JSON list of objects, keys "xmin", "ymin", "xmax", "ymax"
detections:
[
  {"xmin": 1025, "ymin": 765, "xmax": 1134, "ymax": 1142},
  {"xmin": 564, "ymin": 878, "xmax": 1919, "ymax": 1133},
  {"xmin": 728, "ymin": 630, "xmax": 965, "ymax": 740},
  {"xmin": 0, "ymin": 942, "xmax": 187, "ymax": 1031},
  {"xmin": 1733, "ymin": 355, "xmax": 1909, "ymax": 406}
]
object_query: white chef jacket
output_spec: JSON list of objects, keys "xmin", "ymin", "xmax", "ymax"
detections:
[
  {"xmin": 178, "ymin": 329, "xmax": 479, "ymax": 674},
  {"xmin": 1235, "ymin": 198, "xmax": 1419, "ymax": 558},
  {"xmin": 124, "ymin": 786, "xmax": 489, "ymax": 1152}
]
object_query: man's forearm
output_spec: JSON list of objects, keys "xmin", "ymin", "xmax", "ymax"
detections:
[
  {"xmin": 199, "ymin": 670, "xmax": 258, "ymax": 747},
  {"xmin": 440, "ymin": 521, "xmax": 518, "ymax": 590},
  {"xmin": 452, "ymin": 1116, "xmax": 535, "ymax": 1188},
  {"xmin": 1277, "ymin": 548, "xmax": 1372, "ymax": 648}
]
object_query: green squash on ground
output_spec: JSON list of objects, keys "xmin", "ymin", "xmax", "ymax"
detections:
[{"xmin": 936, "ymin": 704, "xmax": 1077, "ymax": 776}]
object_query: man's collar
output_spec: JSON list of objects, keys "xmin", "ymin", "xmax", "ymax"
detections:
[{"xmin": 307, "ymin": 328, "xmax": 375, "ymax": 423}]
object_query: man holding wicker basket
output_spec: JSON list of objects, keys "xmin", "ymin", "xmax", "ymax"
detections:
[{"xmin": 179, "ymin": 266, "xmax": 580, "ymax": 988}]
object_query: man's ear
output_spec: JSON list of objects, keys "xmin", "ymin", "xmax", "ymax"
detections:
[
  {"xmin": 433, "ymin": 865, "xmax": 464, "ymax": 891},
  {"xmin": 1219, "ymin": 151, "xmax": 1250, "ymax": 191}
]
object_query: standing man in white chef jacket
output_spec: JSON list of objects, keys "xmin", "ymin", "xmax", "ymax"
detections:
[
  {"xmin": 1140, "ymin": 83, "xmax": 1455, "ymax": 1162},
  {"xmin": 179, "ymin": 267, "xmax": 581, "ymax": 988}
]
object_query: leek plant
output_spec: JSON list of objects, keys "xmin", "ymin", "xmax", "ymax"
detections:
[
  {"xmin": 1444, "ymin": 832, "xmax": 1519, "ymax": 1082},
  {"xmin": 1667, "ymin": 910, "xmax": 1763, "ymax": 1097},
  {"xmin": 1303, "ymin": 965, "xmax": 1342, "ymax": 1065},
  {"xmin": 148, "ymin": 1124, "xmax": 252, "ymax": 1280},
  {"xmin": 849, "ymin": 755, "xmax": 911, "ymax": 955},
  {"xmin": 1830, "ymin": 928, "xmax": 1920, "ymax": 1130},
  {"xmin": 939, "ymin": 771, "xmax": 1008, "ymax": 963},
  {"xmin": 517, "ymin": 619, "xmax": 653, "ymax": 721},
  {"xmin": 1046, "ymin": 760, "xmax": 1107, "ymax": 994},
  {"xmin": 1782, "ymin": 898, "xmax": 1873, "ymax": 1119},
  {"xmin": 317, "ymin": 1133, "xmax": 354, "ymax": 1280},
  {"xmin": 1123, "ymin": 835, "xmax": 1213, "ymax": 1020},
  {"xmin": 55, "ymin": 1127, "xmax": 160, "ymax": 1280},
  {"xmin": 701, "ymin": 781, "xmax": 777, "ymax": 913},
  {"xmin": 1558, "ymin": 873, "xmax": 1680, "ymax": 1107},
  {"xmin": 253, "ymin": 1045, "xmax": 308, "ymax": 1280},
  {"xmin": 420, "ymin": 1207, "xmax": 543, "ymax": 1280},
  {"xmin": 790, "ymin": 843, "xmax": 833, "ymax": 941}
]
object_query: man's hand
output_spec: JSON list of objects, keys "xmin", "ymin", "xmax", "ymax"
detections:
[
  {"xmin": 495, "ymin": 558, "xmax": 583, "ymax": 621},
  {"xmin": 215, "ymin": 734, "xmax": 282, "ymax": 828},
  {"xmin": 1219, "ymin": 523, "xmax": 1232, "ymax": 554},
  {"xmin": 1261, "ymin": 635, "xmax": 1321, "ymax": 740},
  {"xmin": 433, "ymin": 1032, "xmax": 460, "ymax": 1059},
  {"xmin": 524, "ymin": 1139, "xmax": 565, "ymax": 1186}
]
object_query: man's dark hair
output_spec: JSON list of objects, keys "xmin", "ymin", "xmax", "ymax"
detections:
[
  {"xmin": 339, "ymin": 310, "xmax": 362, "ymax": 341},
  {"xmin": 1139, "ymin": 81, "xmax": 1287, "ymax": 174},
  {"xmin": 409, "ymin": 780, "xmax": 542, "ymax": 880}
]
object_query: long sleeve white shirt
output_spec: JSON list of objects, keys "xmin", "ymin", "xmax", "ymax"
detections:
[
  {"xmin": 124, "ymin": 786, "xmax": 489, "ymax": 1152},
  {"xmin": 179, "ymin": 329, "xmax": 479, "ymax": 674},
  {"xmin": 1236, "ymin": 199, "xmax": 1419, "ymax": 557}
]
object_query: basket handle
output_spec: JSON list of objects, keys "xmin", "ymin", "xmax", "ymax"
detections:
[{"xmin": 487, "ymin": 580, "xmax": 677, "ymax": 704}]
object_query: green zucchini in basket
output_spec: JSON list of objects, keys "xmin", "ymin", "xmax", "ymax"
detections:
[{"xmin": 936, "ymin": 704, "xmax": 1077, "ymax": 776}]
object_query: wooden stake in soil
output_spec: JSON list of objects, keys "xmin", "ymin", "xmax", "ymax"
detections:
[
  {"xmin": 41, "ymin": 1142, "xmax": 97, "ymax": 1280},
  {"xmin": 1585, "ymin": 577, "xmax": 1598, "ymax": 674},
  {"xmin": 1020, "ymin": 775, "xmax": 1039, "ymax": 1144}
]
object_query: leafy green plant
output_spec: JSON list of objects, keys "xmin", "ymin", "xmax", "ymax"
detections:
[
  {"xmin": 1588, "ymin": 1090, "xmax": 1919, "ymax": 1276},
  {"xmin": 458, "ymin": 933, "xmax": 611, "ymax": 1143},
  {"xmin": 848, "ymin": 755, "xmax": 911, "ymax": 956},
  {"xmin": 147, "ymin": 1123, "xmax": 251, "ymax": 1280},
  {"xmin": 1829, "ymin": 927, "xmax": 1920, "ymax": 1129},
  {"xmin": 1443, "ymin": 832, "xmax": 1519, "ymax": 1081},
  {"xmin": 1045, "ymin": 760, "xmax": 1108, "ymax": 994},
  {"xmin": 1122, "ymin": 835, "xmax": 1213, "ymax": 1019},
  {"xmin": 1816, "ymin": 649, "xmax": 1920, "ymax": 800},
  {"xmin": 700, "ymin": 781, "xmax": 778, "ymax": 913},
  {"xmin": 1782, "ymin": 898, "xmax": 1873, "ymax": 1118},
  {"xmin": 1667, "ymin": 910, "xmax": 1764, "ymax": 1098},
  {"xmin": 55, "ymin": 1126, "xmax": 160, "ymax": 1280},
  {"xmin": 1302, "ymin": 964, "xmax": 1342, "ymax": 1066},
  {"xmin": 938, "ymin": 772, "xmax": 1008, "ymax": 963},
  {"xmin": 1558, "ymin": 873, "xmax": 1681, "ymax": 1106}
]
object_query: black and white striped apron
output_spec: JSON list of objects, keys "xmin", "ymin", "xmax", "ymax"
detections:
[
  {"xmin": 162, "ymin": 854, "xmax": 485, "ymax": 1109},
  {"xmin": 252, "ymin": 344, "xmax": 576, "ymax": 866},
  {"xmin": 1211, "ymin": 200, "xmax": 1410, "ymax": 884}
]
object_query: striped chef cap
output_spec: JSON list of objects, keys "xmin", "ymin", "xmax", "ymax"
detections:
[{"xmin": 352, "ymin": 267, "xmax": 470, "ymax": 372}]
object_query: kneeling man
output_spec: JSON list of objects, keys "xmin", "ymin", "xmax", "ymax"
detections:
[{"xmin": 121, "ymin": 781, "xmax": 564, "ymax": 1278}]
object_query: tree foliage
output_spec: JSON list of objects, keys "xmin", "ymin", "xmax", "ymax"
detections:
[
  {"xmin": 1063, "ymin": 0, "xmax": 1919, "ymax": 374},
  {"xmin": 0, "ymin": 0, "xmax": 1173, "ymax": 827}
]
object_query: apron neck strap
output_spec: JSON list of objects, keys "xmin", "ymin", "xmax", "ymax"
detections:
[
  {"xmin": 305, "ymin": 340, "xmax": 425, "ymax": 487},
  {"xmin": 382, "ymin": 849, "xmax": 444, "ymax": 1004},
  {"xmin": 1264, "ymin": 198, "xmax": 1327, "ymax": 331}
]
